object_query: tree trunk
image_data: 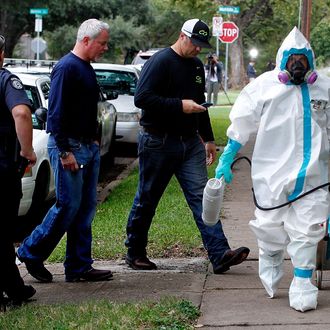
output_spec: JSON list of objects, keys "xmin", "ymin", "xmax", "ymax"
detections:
[{"xmin": 229, "ymin": 36, "xmax": 246, "ymax": 89}]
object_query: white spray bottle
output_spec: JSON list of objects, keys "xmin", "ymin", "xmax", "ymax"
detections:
[{"xmin": 202, "ymin": 177, "xmax": 225, "ymax": 226}]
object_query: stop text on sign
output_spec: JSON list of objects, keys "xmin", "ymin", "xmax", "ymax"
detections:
[{"xmin": 219, "ymin": 21, "xmax": 239, "ymax": 43}]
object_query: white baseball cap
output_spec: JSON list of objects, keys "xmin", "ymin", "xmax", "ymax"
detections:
[{"xmin": 181, "ymin": 19, "xmax": 212, "ymax": 48}]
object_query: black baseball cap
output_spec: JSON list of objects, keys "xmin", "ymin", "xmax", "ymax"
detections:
[{"xmin": 181, "ymin": 19, "xmax": 212, "ymax": 49}]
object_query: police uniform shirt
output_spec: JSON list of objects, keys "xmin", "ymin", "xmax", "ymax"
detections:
[
  {"xmin": 0, "ymin": 68, "xmax": 32, "ymax": 127},
  {"xmin": 0, "ymin": 68, "xmax": 32, "ymax": 156}
]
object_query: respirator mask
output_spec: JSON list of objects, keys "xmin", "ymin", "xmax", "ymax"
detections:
[
  {"xmin": 289, "ymin": 59, "xmax": 309, "ymax": 84},
  {"xmin": 278, "ymin": 56, "xmax": 317, "ymax": 85}
]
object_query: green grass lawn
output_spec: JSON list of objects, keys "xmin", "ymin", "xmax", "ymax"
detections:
[
  {"xmin": 0, "ymin": 298, "xmax": 200, "ymax": 330},
  {"xmin": 217, "ymin": 89, "xmax": 240, "ymax": 106},
  {"xmin": 209, "ymin": 106, "xmax": 231, "ymax": 146}
]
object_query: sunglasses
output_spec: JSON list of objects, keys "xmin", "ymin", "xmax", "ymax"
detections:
[{"xmin": 182, "ymin": 29, "xmax": 210, "ymax": 39}]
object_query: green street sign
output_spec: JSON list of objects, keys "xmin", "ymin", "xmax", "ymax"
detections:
[
  {"xmin": 219, "ymin": 6, "xmax": 240, "ymax": 15},
  {"xmin": 30, "ymin": 8, "xmax": 48, "ymax": 15}
]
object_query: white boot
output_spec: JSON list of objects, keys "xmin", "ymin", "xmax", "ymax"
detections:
[
  {"xmin": 289, "ymin": 275, "xmax": 318, "ymax": 312},
  {"xmin": 259, "ymin": 249, "xmax": 284, "ymax": 298}
]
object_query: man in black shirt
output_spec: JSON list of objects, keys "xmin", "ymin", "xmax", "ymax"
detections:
[{"xmin": 125, "ymin": 19, "xmax": 249, "ymax": 273}]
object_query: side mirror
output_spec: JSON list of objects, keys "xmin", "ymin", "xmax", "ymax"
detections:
[
  {"xmin": 106, "ymin": 90, "xmax": 118, "ymax": 100},
  {"xmin": 35, "ymin": 107, "xmax": 48, "ymax": 128}
]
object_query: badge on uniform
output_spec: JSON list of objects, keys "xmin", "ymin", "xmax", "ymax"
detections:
[
  {"xmin": 311, "ymin": 99, "xmax": 327, "ymax": 111},
  {"xmin": 10, "ymin": 77, "xmax": 24, "ymax": 90}
]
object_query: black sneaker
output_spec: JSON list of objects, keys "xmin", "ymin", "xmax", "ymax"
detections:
[
  {"xmin": 65, "ymin": 267, "xmax": 113, "ymax": 282},
  {"xmin": 6, "ymin": 285, "xmax": 36, "ymax": 307},
  {"xmin": 17, "ymin": 255, "xmax": 53, "ymax": 283}
]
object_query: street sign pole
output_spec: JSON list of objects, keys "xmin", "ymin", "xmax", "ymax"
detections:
[
  {"xmin": 35, "ymin": 15, "xmax": 42, "ymax": 60},
  {"xmin": 224, "ymin": 44, "xmax": 229, "ymax": 92},
  {"xmin": 30, "ymin": 8, "xmax": 48, "ymax": 60},
  {"xmin": 37, "ymin": 31, "xmax": 40, "ymax": 60},
  {"xmin": 212, "ymin": 16, "xmax": 223, "ymax": 58},
  {"xmin": 218, "ymin": 21, "xmax": 239, "ymax": 92}
]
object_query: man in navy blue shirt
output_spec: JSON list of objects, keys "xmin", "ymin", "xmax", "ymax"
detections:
[
  {"xmin": 0, "ymin": 35, "xmax": 37, "ymax": 308},
  {"xmin": 18, "ymin": 19, "xmax": 113, "ymax": 283}
]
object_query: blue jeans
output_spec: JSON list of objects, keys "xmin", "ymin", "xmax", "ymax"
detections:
[
  {"xmin": 18, "ymin": 135, "xmax": 100, "ymax": 277},
  {"xmin": 125, "ymin": 132, "xmax": 230, "ymax": 266}
]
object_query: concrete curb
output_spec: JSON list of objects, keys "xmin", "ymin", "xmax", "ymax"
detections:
[{"xmin": 97, "ymin": 158, "xmax": 139, "ymax": 203}]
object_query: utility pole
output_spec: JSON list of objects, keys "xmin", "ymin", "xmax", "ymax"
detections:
[{"xmin": 300, "ymin": 0, "xmax": 312, "ymax": 41}]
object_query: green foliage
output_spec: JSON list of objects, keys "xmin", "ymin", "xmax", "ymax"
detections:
[
  {"xmin": 4, "ymin": 0, "xmax": 330, "ymax": 66},
  {"xmin": 0, "ymin": 298, "xmax": 200, "ymax": 330},
  {"xmin": 43, "ymin": 0, "xmax": 152, "ymax": 61},
  {"xmin": 102, "ymin": 16, "xmax": 148, "ymax": 63},
  {"xmin": 243, "ymin": 0, "xmax": 330, "ymax": 72},
  {"xmin": 44, "ymin": 25, "xmax": 76, "ymax": 59},
  {"xmin": 311, "ymin": 19, "xmax": 330, "ymax": 66},
  {"xmin": 0, "ymin": 0, "xmax": 38, "ymax": 55},
  {"xmin": 169, "ymin": 0, "xmax": 217, "ymax": 20},
  {"xmin": 44, "ymin": 0, "xmax": 151, "ymax": 30}
]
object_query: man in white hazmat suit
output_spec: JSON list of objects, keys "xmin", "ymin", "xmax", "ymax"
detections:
[{"xmin": 215, "ymin": 27, "xmax": 330, "ymax": 312}]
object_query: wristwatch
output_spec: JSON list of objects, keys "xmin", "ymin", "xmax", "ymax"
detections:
[{"xmin": 59, "ymin": 151, "xmax": 71, "ymax": 159}]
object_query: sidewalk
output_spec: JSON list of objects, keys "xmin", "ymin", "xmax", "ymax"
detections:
[{"xmin": 19, "ymin": 138, "xmax": 330, "ymax": 328}]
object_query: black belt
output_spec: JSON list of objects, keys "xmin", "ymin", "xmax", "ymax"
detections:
[
  {"xmin": 71, "ymin": 137, "xmax": 94, "ymax": 144},
  {"xmin": 143, "ymin": 127, "xmax": 197, "ymax": 140}
]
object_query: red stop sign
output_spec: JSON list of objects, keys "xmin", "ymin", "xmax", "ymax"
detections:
[{"xmin": 219, "ymin": 21, "xmax": 239, "ymax": 43}]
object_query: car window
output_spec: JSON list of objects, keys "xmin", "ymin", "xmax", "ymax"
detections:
[
  {"xmin": 24, "ymin": 85, "xmax": 41, "ymax": 111},
  {"xmin": 95, "ymin": 70, "xmax": 137, "ymax": 96},
  {"xmin": 23, "ymin": 85, "xmax": 43, "ymax": 129}
]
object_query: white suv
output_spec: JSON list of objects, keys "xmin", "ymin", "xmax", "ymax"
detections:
[{"xmin": 92, "ymin": 63, "xmax": 141, "ymax": 144}]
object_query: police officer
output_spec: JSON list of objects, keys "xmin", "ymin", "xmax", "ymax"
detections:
[{"xmin": 0, "ymin": 35, "xmax": 37, "ymax": 308}]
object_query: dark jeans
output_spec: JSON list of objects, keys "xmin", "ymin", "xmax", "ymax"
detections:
[
  {"xmin": 125, "ymin": 131, "xmax": 230, "ymax": 266},
  {"xmin": 0, "ymin": 157, "xmax": 25, "ymax": 296}
]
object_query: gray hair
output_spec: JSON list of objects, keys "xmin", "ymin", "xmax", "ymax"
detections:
[{"xmin": 76, "ymin": 19, "xmax": 109, "ymax": 42}]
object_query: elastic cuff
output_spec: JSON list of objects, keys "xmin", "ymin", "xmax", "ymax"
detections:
[
  {"xmin": 294, "ymin": 268, "xmax": 313, "ymax": 278},
  {"xmin": 228, "ymin": 139, "xmax": 242, "ymax": 153}
]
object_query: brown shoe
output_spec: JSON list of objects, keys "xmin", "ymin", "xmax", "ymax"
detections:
[
  {"xmin": 125, "ymin": 256, "xmax": 157, "ymax": 270},
  {"xmin": 213, "ymin": 247, "xmax": 250, "ymax": 274},
  {"xmin": 66, "ymin": 267, "xmax": 113, "ymax": 282}
]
